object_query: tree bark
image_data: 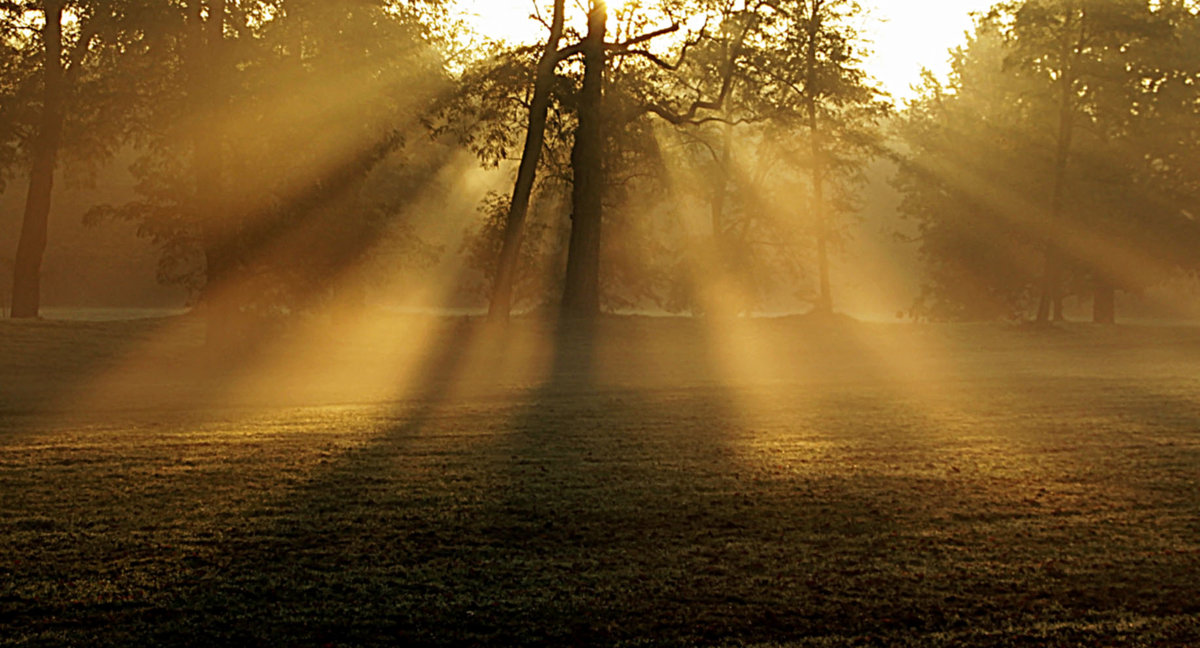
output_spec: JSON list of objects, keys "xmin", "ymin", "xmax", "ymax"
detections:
[
  {"xmin": 10, "ymin": 0, "xmax": 66, "ymax": 319},
  {"xmin": 1092, "ymin": 281, "xmax": 1115, "ymax": 324},
  {"xmin": 487, "ymin": 0, "xmax": 566, "ymax": 323},
  {"xmin": 560, "ymin": 1, "xmax": 607, "ymax": 320}
]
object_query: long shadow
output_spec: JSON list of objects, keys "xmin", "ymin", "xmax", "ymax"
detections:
[
  {"xmin": 429, "ymin": 320, "xmax": 1200, "ymax": 645},
  {"xmin": 0, "ymin": 316, "xmax": 196, "ymax": 419},
  {"xmin": 1, "ymin": 314, "xmax": 489, "ymax": 646},
  {"xmin": 399, "ymin": 316, "xmax": 927, "ymax": 645},
  {"xmin": 8, "ymin": 319, "xmax": 1200, "ymax": 646},
  {"xmin": 446, "ymin": 317, "xmax": 909, "ymax": 646}
]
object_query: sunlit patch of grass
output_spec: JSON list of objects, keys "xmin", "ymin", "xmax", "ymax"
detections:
[{"xmin": 2, "ymin": 318, "xmax": 1200, "ymax": 645}]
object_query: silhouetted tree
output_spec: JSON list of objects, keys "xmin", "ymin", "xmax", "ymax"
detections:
[
  {"xmin": 1004, "ymin": 0, "xmax": 1150, "ymax": 322},
  {"xmin": 87, "ymin": 0, "xmax": 447, "ymax": 338},
  {"xmin": 442, "ymin": 0, "xmax": 687, "ymax": 318},
  {"xmin": 486, "ymin": 0, "xmax": 566, "ymax": 323},
  {"xmin": 559, "ymin": 1, "xmax": 608, "ymax": 319},
  {"xmin": 3, "ymin": 0, "xmax": 143, "ymax": 318}
]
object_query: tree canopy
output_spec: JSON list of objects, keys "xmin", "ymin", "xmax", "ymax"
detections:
[
  {"xmin": 1, "ymin": 0, "xmax": 1196, "ymax": 327},
  {"xmin": 895, "ymin": 0, "xmax": 1200, "ymax": 322}
]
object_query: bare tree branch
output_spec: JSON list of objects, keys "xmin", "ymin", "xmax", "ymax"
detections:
[
  {"xmin": 642, "ymin": 101, "xmax": 761, "ymax": 127},
  {"xmin": 607, "ymin": 23, "xmax": 679, "ymax": 50},
  {"xmin": 556, "ymin": 18, "xmax": 682, "ymax": 63},
  {"xmin": 642, "ymin": 0, "xmax": 780, "ymax": 126}
]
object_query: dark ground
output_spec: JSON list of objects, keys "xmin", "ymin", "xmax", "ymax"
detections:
[{"xmin": 1, "ymin": 314, "xmax": 1199, "ymax": 646}]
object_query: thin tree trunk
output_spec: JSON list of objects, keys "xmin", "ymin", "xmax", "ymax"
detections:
[
  {"xmin": 560, "ymin": 1, "xmax": 606, "ymax": 320},
  {"xmin": 10, "ymin": 0, "xmax": 66, "ymax": 319},
  {"xmin": 811, "ymin": 120, "xmax": 831, "ymax": 314},
  {"xmin": 710, "ymin": 127, "xmax": 729, "ymax": 241},
  {"xmin": 806, "ymin": 0, "xmax": 832, "ymax": 315},
  {"xmin": 487, "ymin": 0, "xmax": 566, "ymax": 323},
  {"xmin": 710, "ymin": 92, "xmax": 736, "ymax": 232},
  {"xmin": 1036, "ymin": 98, "xmax": 1072, "ymax": 322},
  {"xmin": 704, "ymin": 118, "xmax": 733, "ymax": 317},
  {"xmin": 1092, "ymin": 281, "xmax": 1115, "ymax": 324}
]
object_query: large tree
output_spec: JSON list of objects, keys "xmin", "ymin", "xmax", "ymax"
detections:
[
  {"xmin": 445, "ymin": 0, "xmax": 687, "ymax": 320},
  {"xmin": 452, "ymin": 0, "xmax": 885, "ymax": 320},
  {"xmin": 88, "ymin": 0, "xmax": 447, "ymax": 338},
  {"xmin": 3, "ymin": 0, "xmax": 143, "ymax": 318},
  {"xmin": 559, "ymin": 0, "xmax": 609, "ymax": 318},
  {"xmin": 1004, "ymin": 0, "xmax": 1154, "ymax": 322},
  {"xmin": 547, "ymin": 0, "xmax": 683, "ymax": 320}
]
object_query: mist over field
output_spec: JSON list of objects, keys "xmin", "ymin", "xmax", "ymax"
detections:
[{"xmin": 2, "ymin": 0, "xmax": 1200, "ymax": 646}]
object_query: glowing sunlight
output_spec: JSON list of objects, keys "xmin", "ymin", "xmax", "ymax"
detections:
[
  {"xmin": 3, "ymin": 0, "xmax": 1199, "ymax": 646},
  {"xmin": 459, "ymin": 0, "xmax": 1000, "ymax": 98}
]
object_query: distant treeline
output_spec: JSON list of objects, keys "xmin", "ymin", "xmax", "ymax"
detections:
[{"xmin": 1, "ymin": 0, "xmax": 1197, "ymax": 330}]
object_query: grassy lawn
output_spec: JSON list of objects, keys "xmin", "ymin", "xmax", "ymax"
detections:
[{"xmin": 2, "ymin": 315, "xmax": 1199, "ymax": 646}]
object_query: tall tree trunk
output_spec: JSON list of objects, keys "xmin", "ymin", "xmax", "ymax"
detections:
[
  {"xmin": 1037, "ymin": 106, "xmax": 1072, "ymax": 323},
  {"xmin": 710, "ymin": 124, "xmax": 730, "ymax": 241},
  {"xmin": 560, "ymin": 1, "xmax": 606, "ymax": 320},
  {"xmin": 487, "ymin": 0, "xmax": 566, "ymax": 323},
  {"xmin": 806, "ymin": 0, "xmax": 832, "ymax": 315},
  {"xmin": 1036, "ymin": 5, "xmax": 1080, "ymax": 324},
  {"xmin": 1092, "ymin": 281, "xmax": 1115, "ymax": 324},
  {"xmin": 704, "ymin": 118, "xmax": 733, "ymax": 317},
  {"xmin": 811, "ymin": 116, "xmax": 831, "ymax": 315},
  {"xmin": 10, "ymin": 0, "xmax": 66, "ymax": 319},
  {"xmin": 709, "ymin": 80, "xmax": 737, "ymax": 233}
]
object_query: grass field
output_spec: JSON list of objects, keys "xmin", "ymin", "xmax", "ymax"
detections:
[{"xmin": 2, "ymin": 314, "xmax": 1199, "ymax": 646}]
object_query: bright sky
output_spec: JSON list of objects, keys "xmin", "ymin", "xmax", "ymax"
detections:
[{"xmin": 455, "ymin": 0, "xmax": 998, "ymax": 100}]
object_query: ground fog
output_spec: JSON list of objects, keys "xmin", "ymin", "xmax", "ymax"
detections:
[{"xmin": 2, "ymin": 315, "xmax": 1199, "ymax": 646}]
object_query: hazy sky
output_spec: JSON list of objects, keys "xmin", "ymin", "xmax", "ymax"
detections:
[{"xmin": 456, "ymin": 0, "xmax": 998, "ymax": 100}]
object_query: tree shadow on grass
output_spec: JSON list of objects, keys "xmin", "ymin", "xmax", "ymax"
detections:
[
  {"xmin": 8, "ymin": 320, "xmax": 1200, "ymax": 646},
  {"xmin": 0, "ymin": 316, "xmax": 199, "ymax": 419},
  {"xmin": 428, "ymin": 332, "xmax": 1200, "ymax": 646},
  {"xmin": 1, "ymin": 315, "xmax": 490, "ymax": 646},
  {"xmin": 411, "ymin": 317, "xmax": 929, "ymax": 646}
]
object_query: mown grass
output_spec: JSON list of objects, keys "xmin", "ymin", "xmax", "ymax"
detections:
[{"xmin": 1, "ymin": 315, "xmax": 1199, "ymax": 646}]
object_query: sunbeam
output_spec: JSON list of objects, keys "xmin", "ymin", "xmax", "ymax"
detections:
[{"xmin": 4, "ymin": 1, "xmax": 1200, "ymax": 646}]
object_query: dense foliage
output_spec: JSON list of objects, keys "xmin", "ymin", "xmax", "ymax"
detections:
[
  {"xmin": 1, "ymin": 0, "xmax": 1196, "ymax": 325},
  {"xmin": 896, "ymin": 0, "xmax": 1200, "ymax": 321}
]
